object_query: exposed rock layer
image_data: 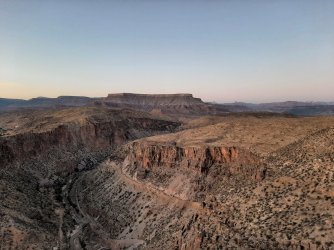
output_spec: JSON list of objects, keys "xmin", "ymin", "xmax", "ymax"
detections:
[{"xmin": 125, "ymin": 141, "xmax": 266, "ymax": 180}]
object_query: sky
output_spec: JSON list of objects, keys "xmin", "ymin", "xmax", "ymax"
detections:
[{"xmin": 0, "ymin": 0, "xmax": 333, "ymax": 103}]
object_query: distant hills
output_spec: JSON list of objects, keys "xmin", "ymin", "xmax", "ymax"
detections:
[
  {"xmin": 1, "ymin": 94, "xmax": 333, "ymax": 116},
  {"xmin": 0, "ymin": 96, "xmax": 96, "ymax": 110},
  {"xmin": 214, "ymin": 101, "xmax": 334, "ymax": 116}
]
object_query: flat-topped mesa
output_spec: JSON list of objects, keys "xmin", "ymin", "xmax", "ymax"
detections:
[
  {"xmin": 101, "ymin": 93, "xmax": 213, "ymax": 115},
  {"xmin": 105, "ymin": 93, "xmax": 204, "ymax": 105},
  {"xmin": 107, "ymin": 93, "xmax": 195, "ymax": 98}
]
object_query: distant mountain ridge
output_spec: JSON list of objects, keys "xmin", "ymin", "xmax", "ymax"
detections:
[
  {"xmin": 215, "ymin": 101, "xmax": 334, "ymax": 115},
  {"xmin": 0, "ymin": 96, "xmax": 98, "ymax": 110},
  {"xmin": 1, "ymin": 94, "xmax": 333, "ymax": 116}
]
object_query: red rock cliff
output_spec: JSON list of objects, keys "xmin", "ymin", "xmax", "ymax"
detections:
[{"xmin": 125, "ymin": 141, "xmax": 266, "ymax": 180}]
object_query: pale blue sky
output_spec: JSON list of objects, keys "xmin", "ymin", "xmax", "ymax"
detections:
[{"xmin": 0, "ymin": 0, "xmax": 333, "ymax": 102}]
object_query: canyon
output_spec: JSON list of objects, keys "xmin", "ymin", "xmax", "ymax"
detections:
[{"xmin": 0, "ymin": 94, "xmax": 334, "ymax": 249}]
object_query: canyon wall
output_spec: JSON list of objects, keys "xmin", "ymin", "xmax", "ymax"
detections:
[
  {"xmin": 0, "ymin": 116, "xmax": 179, "ymax": 168},
  {"xmin": 124, "ymin": 141, "xmax": 266, "ymax": 180}
]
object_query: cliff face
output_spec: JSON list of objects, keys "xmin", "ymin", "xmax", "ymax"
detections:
[{"xmin": 125, "ymin": 141, "xmax": 266, "ymax": 181}]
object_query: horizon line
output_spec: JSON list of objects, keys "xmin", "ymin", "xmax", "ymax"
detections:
[{"xmin": 0, "ymin": 93, "xmax": 333, "ymax": 104}]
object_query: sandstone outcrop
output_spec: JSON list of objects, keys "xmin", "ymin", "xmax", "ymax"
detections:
[{"xmin": 124, "ymin": 141, "xmax": 266, "ymax": 180}]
